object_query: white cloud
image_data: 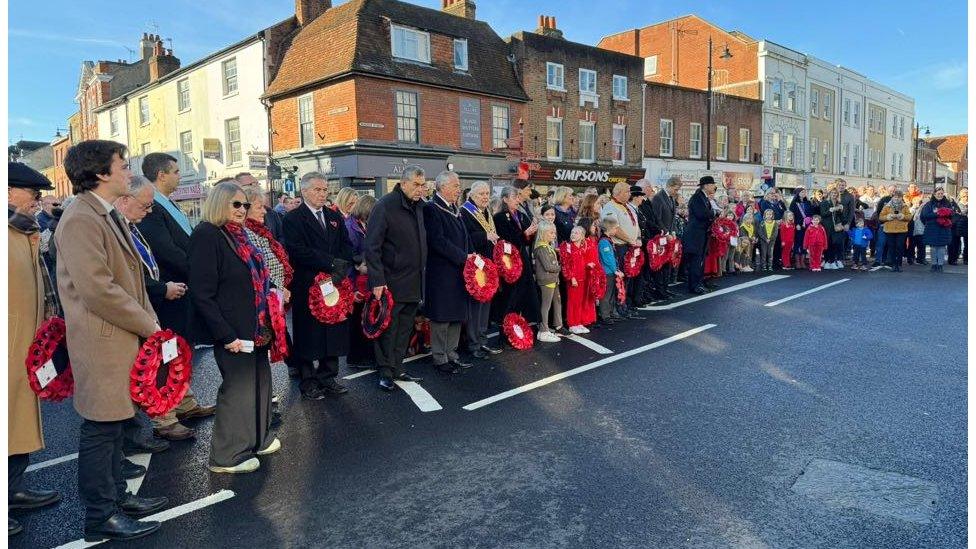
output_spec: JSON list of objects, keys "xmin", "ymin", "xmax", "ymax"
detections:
[
  {"xmin": 931, "ymin": 63, "xmax": 966, "ymax": 90},
  {"xmin": 9, "ymin": 28, "xmax": 129, "ymax": 49}
]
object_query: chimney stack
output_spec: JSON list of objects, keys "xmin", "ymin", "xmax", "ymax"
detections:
[
  {"xmin": 148, "ymin": 35, "xmax": 180, "ymax": 82},
  {"xmin": 295, "ymin": 0, "xmax": 332, "ymax": 26},
  {"xmin": 535, "ymin": 15, "xmax": 564, "ymax": 39},
  {"xmin": 442, "ymin": 0, "xmax": 476, "ymax": 19},
  {"xmin": 140, "ymin": 32, "xmax": 154, "ymax": 60}
]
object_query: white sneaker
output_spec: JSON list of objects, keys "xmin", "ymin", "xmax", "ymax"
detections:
[
  {"xmin": 209, "ymin": 457, "xmax": 260, "ymax": 474},
  {"xmin": 576, "ymin": 326, "xmax": 590, "ymax": 334},
  {"xmin": 257, "ymin": 438, "xmax": 281, "ymax": 456},
  {"xmin": 537, "ymin": 331, "xmax": 560, "ymax": 343},
  {"xmin": 569, "ymin": 325, "xmax": 586, "ymax": 334}
]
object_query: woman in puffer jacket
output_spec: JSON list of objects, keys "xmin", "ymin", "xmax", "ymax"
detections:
[{"xmin": 920, "ymin": 187, "xmax": 959, "ymax": 272}]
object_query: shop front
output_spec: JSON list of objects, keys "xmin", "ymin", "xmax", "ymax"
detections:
[
  {"xmin": 170, "ymin": 182, "xmax": 206, "ymax": 225},
  {"xmin": 644, "ymin": 158, "xmax": 761, "ymax": 198},
  {"xmin": 771, "ymin": 168, "xmax": 812, "ymax": 192},
  {"xmin": 524, "ymin": 162, "xmax": 646, "ymax": 193}
]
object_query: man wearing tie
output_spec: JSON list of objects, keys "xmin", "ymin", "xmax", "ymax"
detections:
[{"xmin": 137, "ymin": 153, "xmax": 215, "ymax": 440}]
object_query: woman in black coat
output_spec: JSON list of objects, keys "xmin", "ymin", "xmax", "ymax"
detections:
[
  {"xmin": 491, "ymin": 186, "xmax": 541, "ymax": 324},
  {"xmin": 820, "ymin": 189, "xmax": 846, "ymax": 267},
  {"xmin": 189, "ymin": 182, "xmax": 278, "ymax": 474},
  {"xmin": 920, "ymin": 188, "xmax": 958, "ymax": 271},
  {"xmin": 461, "ymin": 181, "xmax": 501, "ymax": 357}
]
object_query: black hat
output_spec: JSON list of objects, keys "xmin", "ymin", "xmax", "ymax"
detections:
[
  {"xmin": 529, "ymin": 188, "xmax": 541, "ymax": 200},
  {"xmin": 513, "ymin": 179, "xmax": 532, "ymax": 190},
  {"xmin": 699, "ymin": 175, "xmax": 717, "ymax": 187},
  {"xmin": 9, "ymin": 162, "xmax": 54, "ymax": 190},
  {"xmin": 629, "ymin": 185, "xmax": 645, "ymax": 197}
]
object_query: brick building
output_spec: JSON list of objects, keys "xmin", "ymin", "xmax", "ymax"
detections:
[
  {"xmin": 506, "ymin": 17, "xmax": 646, "ymax": 191},
  {"xmin": 642, "ymin": 82, "xmax": 762, "ymax": 196},
  {"xmin": 50, "ymin": 133, "xmax": 72, "ymax": 198},
  {"xmin": 265, "ymin": 0, "xmax": 529, "ymax": 195},
  {"xmin": 926, "ymin": 134, "xmax": 968, "ymax": 192}
]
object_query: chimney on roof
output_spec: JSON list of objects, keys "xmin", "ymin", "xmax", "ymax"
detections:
[
  {"xmin": 535, "ymin": 15, "xmax": 563, "ymax": 39},
  {"xmin": 140, "ymin": 33, "xmax": 154, "ymax": 60},
  {"xmin": 148, "ymin": 35, "xmax": 180, "ymax": 82},
  {"xmin": 296, "ymin": 0, "xmax": 331, "ymax": 26},
  {"xmin": 442, "ymin": 0, "xmax": 476, "ymax": 20}
]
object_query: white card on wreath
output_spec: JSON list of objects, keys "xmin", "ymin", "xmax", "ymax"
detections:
[
  {"xmin": 474, "ymin": 256, "xmax": 485, "ymax": 269},
  {"xmin": 513, "ymin": 325, "xmax": 524, "ymax": 339},
  {"xmin": 162, "ymin": 337, "xmax": 179, "ymax": 364},
  {"xmin": 730, "ymin": 237, "xmax": 739, "ymax": 247},
  {"xmin": 320, "ymin": 280, "xmax": 336, "ymax": 296},
  {"xmin": 240, "ymin": 340, "xmax": 255, "ymax": 353},
  {"xmin": 503, "ymin": 242, "xmax": 512, "ymax": 254},
  {"xmin": 659, "ymin": 237, "xmax": 667, "ymax": 246},
  {"xmin": 36, "ymin": 359, "xmax": 57, "ymax": 389}
]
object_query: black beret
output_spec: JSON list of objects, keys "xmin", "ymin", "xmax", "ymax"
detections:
[{"xmin": 9, "ymin": 162, "xmax": 54, "ymax": 190}]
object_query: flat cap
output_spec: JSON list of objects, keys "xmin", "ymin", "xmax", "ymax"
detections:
[{"xmin": 9, "ymin": 162, "xmax": 54, "ymax": 190}]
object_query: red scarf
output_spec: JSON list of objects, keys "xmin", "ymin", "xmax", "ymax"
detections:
[
  {"xmin": 223, "ymin": 222, "xmax": 273, "ymax": 347},
  {"xmin": 245, "ymin": 218, "xmax": 294, "ymax": 287}
]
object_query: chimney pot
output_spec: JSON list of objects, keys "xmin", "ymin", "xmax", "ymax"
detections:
[
  {"xmin": 551, "ymin": 16, "xmax": 556, "ymax": 28},
  {"xmin": 538, "ymin": 15, "xmax": 544, "ymax": 27}
]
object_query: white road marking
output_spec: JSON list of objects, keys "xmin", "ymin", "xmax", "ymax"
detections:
[
  {"xmin": 26, "ymin": 452, "xmax": 78, "ymax": 472},
  {"xmin": 125, "ymin": 452, "xmax": 152, "ymax": 494},
  {"xmin": 639, "ymin": 275, "xmax": 788, "ymax": 311},
  {"xmin": 564, "ymin": 334, "xmax": 613, "ymax": 354},
  {"xmin": 462, "ymin": 324, "xmax": 716, "ymax": 411},
  {"xmin": 341, "ymin": 352, "xmax": 432, "ymax": 380},
  {"xmin": 764, "ymin": 279, "xmax": 850, "ymax": 307},
  {"xmin": 54, "ymin": 490, "xmax": 236, "ymax": 549},
  {"xmin": 869, "ymin": 266, "xmax": 883, "ymax": 272},
  {"xmin": 394, "ymin": 381, "xmax": 443, "ymax": 412}
]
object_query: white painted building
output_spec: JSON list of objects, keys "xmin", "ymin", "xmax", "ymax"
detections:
[{"xmin": 757, "ymin": 41, "xmax": 809, "ymax": 190}]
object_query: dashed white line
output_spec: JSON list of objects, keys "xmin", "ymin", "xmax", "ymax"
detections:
[
  {"xmin": 394, "ymin": 381, "xmax": 443, "ymax": 412},
  {"xmin": 764, "ymin": 278, "xmax": 850, "ymax": 307},
  {"xmin": 462, "ymin": 324, "xmax": 716, "ymax": 411},
  {"xmin": 564, "ymin": 334, "xmax": 613, "ymax": 355},
  {"xmin": 639, "ymin": 275, "xmax": 788, "ymax": 311}
]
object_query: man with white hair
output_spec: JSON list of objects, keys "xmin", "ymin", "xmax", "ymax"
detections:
[{"xmin": 600, "ymin": 182, "xmax": 642, "ymax": 318}]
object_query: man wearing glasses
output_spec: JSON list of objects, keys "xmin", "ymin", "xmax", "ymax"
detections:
[{"xmin": 136, "ymin": 153, "xmax": 215, "ymax": 441}]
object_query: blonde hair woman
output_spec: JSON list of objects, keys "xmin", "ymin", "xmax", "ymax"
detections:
[{"xmin": 334, "ymin": 187, "xmax": 359, "ymax": 218}]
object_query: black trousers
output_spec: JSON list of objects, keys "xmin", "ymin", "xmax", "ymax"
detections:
[
  {"xmin": 949, "ymin": 232, "xmax": 966, "ymax": 263},
  {"xmin": 294, "ymin": 355, "xmax": 339, "ymax": 393},
  {"xmin": 886, "ymin": 232, "xmax": 906, "ymax": 267},
  {"xmin": 684, "ymin": 250, "xmax": 705, "ymax": 292},
  {"xmin": 9, "ymin": 453, "xmax": 29, "ymax": 495},
  {"xmin": 911, "ymin": 234, "xmax": 927, "ymax": 262},
  {"xmin": 78, "ymin": 419, "xmax": 128, "ymax": 528},
  {"xmin": 466, "ymin": 300, "xmax": 491, "ymax": 352},
  {"xmin": 210, "ymin": 346, "xmax": 272, "ymax": 468},
  {"xmin": 652, "ymin": 264, "xmax": 672, "ymax": 293},
  {"xmin": 374, "ymin": 302, "xmax": 419, "ymax": 381}
]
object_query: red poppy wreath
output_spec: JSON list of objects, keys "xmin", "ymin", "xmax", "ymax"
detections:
[
  {"xmin": 669, "ymin": 237, "xmax": 683, "ymax": 269},
  {"xmin": 268, "ymin": 290, "xmax": 289, "ymax": 363},
  {"xmin": 622, "ymin": 245, "xmax": 645, "ymax": 277},
  {"xmin": 309, "ymin": 273, "xmax": 355, "ymax": 325},
  {"xmin": 502, "ymin": 312, "xmax": 533, "ymax": 350},
  {"xmin": 587, "ymin": 264, "xmax": 607, "ymax": 301},
  {"xmin": 130, "ymin": 330, "xmax": 193, "ymax": 418},
  {"xmin": 25, "ymin": 316, "xmax": 74, "ymax": 402},
  {"xmin": 361, "ymin": 288, "xmax": 394, "ymax": 340},
  {"xmin": 936, "ymin": 207, "xmax": 954, "ymax": 228},
  {"xmin": 493, "ymin": 240, "xmax": 523, "ymax": 284},
  {"xmin": 616, "ymin": 274, "xmax": 627, "ymax": 305},
  {"xmin": 647, "ymin": 236, "xmax": 671, "ymax": 272},
  {"xmin": 464, "ymin": 254, "xmax": 500, "ymax": 303}
]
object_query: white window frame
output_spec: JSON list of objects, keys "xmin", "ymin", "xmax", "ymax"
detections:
[
  {"xmin": 225, "ymin": 117, "xmax": 241, "ymax": 165},
  {"xmin": 578, "ymin": 121, "xmax": 596, "ymax": 164},
  {"xmin": 892, "ymin": 114, "xmax": 898, "ymax": 137},
  {"xmin": 810, "ymin": 137, "xmax": 818, "ymax": 170},
  {"xmin": 898, "ymin": 153, "xmax": 904, "ymax": 178},
  {"xmin": 391, "ymin": 24, "xmax": 431, "ymax": 64},
  {"xmin": 546, "ymin": 62, "xmax": 565, "ymax": 91},
  {"xmin": 298, "ymin": 93, "xmax": 315, "ymax": 148},
  {"xmin": 109, "ymin": 108, "xmax": 119, "ymax": 136},
  {"xmin": 843, "ymin": 98, "xmax": 851, "ymax": 125},
  {"xmin": 612, "ymin": 124, "xmax": 626, "ymax": 165},
  {"xmin": 644, "ymin": 56, "xmax": 658, "ymax": 77},
  {"xmin": 853, "ymin": 102, "xmax": 860, "ymax": 127},
  {"xmin": 899, "ymin": 117, "xmax": 905, "ymax": 139},
  {"xmin": 177, "ymin": 78, "xmax": 190, "ymax": 112},
  {"xmin": 659, "ymin": 119, "xmax": 673, "ymax": 157},
  {"xmin": 770, "ymin": 79, "xmax": 782, "ymax": 109},
  {"xmin": 878, "ymin": 110, "xmax": 885, "ymax": 134},
  {"xmin": 716, "ymin": 125, "xmax": 728, "ymax": 160},
  {"xmin": 842, "ymin": 143, "xmax": 849, "ymax": 173},
  {"xmin": 395, "ymin": 90, "xmax": 419, "ymax": 143},
  {"xmin": 453, "ymin": 39, "xmax": 468, "ymax": 71},
  {"xmin": 739, "ymin": 128, "xmax": 750, "ymax": 161},
  {"xmin": 823, "ymin": 92, "xmax": 832, "ymax": 121},
  {"xmin": 491, "ymin": 105, "xmax": 510, "ymax": 149},
  {"xmin": 689, "ymin": 122, "xmax": 702, "ymax": 159},
  {"xmin": 822, "ymin": 139, "xmax": 830, "ymax": 171},
  {"xmin": 771, "ymin": 131, "xmax": 781, "ymax": 165},
  {"xmin": 891, "ymin": 152, "xmax": 897, "ymax": 176},
  {"xmin": 579, "ymin": 69, "xmax": 597, "ymax": 94},
  {"xmin": 140, "ymin": 142, "xmax": 150, "ymax": 157},
  {"xmin": 221, "ymin": 58, "xmax": 238, "ymax": 96},
  {"xmin": 546, "ymin": 117, "xmax": 563, "ymax": 161},
  {"xmin": 138, "ymin": 96, "xmax": 149, "ymax": 126},
  {"xmin": 785, "ymin": 82, "xmax": 796, "ymax": 113},
  {"xmin": 785, "ymin": 134, "xmax": 795, "ymax": 167},
  {"xmin": 810, "ymin": 89, "xmax": 819, "ymax": 117},
  {"xmin": 179, "ymin": 130, "xmax": 193, "ymax": 173},
  {"xmin": 612, "ymin": 75, "xmax": 628, "ymax": 101},
  {"xmin": 852, "ymin": 144, "xmax": 860, "ymax": 172}
]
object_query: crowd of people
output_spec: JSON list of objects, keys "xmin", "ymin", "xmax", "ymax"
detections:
[{"xmin": 7, "ymin": 138, "xmax": 968, "ymax": 542}]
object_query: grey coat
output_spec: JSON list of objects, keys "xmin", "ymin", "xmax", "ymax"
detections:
[{"xmin": 532, "ymin": 244, "xmax": 561, "ymax": 286}]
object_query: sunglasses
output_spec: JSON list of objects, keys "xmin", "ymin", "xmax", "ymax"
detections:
[{"xmin": 231, "ymin": 201, "xmax": 252, "ymax": 211}]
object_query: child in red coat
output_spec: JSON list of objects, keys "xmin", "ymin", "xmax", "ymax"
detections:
[
  {"xmin": 560, "ymin": 226, "xmax": 597, "ymax": 333},
  {"xmin": 802, "ymin": 215, "xmax": 828, "ymax": 271},
  {"xmin": 780, "ymin": 211, "xmax": 797, "ymax": 269}
]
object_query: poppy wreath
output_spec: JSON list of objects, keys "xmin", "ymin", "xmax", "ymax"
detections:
[
  {"xmin": 361, "ymin": 288, "xmax": 395, "ymax": 340},
  {"xmin": 25, "ymin": 316, "xmax": 74, "ymax": 402},
  {"xmin": 587, "ymin": 264, "xmax": 607, "ymax": 301},
  {"xmin": 408, "ymin": 317, "xmax": 432, "ymax": 356},
  {"xmin": 493, "ymin": 240, "xmax": 523, "ymax": 284},
  {"xmin": 268, "ymin": 290, "xmax": 289, "ymax": 363},
  {"xmin": 622, "ymin": 246, "xmax": 645, "ymax": 278},
  {"xmin": 615, "ymin": 274, "xmax": 627, "ymax": 305},
  {"xmin": 647, "ymin": 236, "xmax": 671, "ymax": 272},
  {"xmin": 464, "ymin": 254, "xmax": 500, "ymax": 303},
  {"xmin": 936, "ymin": 207, "xmax": 954, "ymax": 228},
  {"xmin": 130, "ymin": 330, "xmax": 193, "ymax": 418},
  {"xmin": 502, "ymin": 312, "xmax": 533, "ymax": 350},
  {"xmin": 669, "ymin": 237, "xmax": 683, "ymax": 269},
  {"xmin": 309, "ymin": 273, "xmax": 355, "ymax": 325}
]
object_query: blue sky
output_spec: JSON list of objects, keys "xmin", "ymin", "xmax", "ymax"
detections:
[{"xmin": 8, "ymin": 0, "xmax": 968, "ymax": 144}]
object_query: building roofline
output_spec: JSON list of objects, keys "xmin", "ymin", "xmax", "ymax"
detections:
[
  {"xmin": 643, "ymin": 80, "xmax": 764, "ymax": 104},
  {"xmin": 510, "ymin": 30, "xmax": 645, "ymax": 64}
]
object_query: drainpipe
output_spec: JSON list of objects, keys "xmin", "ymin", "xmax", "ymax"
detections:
[{"xmin": 641, "ymin": 82, "xmax": 647, "ymax": 162}]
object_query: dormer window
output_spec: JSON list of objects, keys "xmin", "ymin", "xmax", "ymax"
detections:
[
  {"xmin": 391, "ymin": 24, "xmax": 431, "ymax": 64},
  {"xmin": 453, "ymin": 39, "xmax": 468, "ymax": 71}
]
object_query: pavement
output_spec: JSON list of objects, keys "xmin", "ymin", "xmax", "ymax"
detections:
[{"xmin": 11, "ymin": 261, "xmax": 968, "ymax": 549}]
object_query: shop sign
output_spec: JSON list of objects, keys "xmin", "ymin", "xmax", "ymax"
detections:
[
  {"xmin": 724, "ymin": 172, "xmax": 756, "ymax": 191},
  {"xmin": 248, "ymin": 154, "xmax": 268, "ymax": 170},
  {"xmin": 203, "ymin": 138, "xmax": 221, "ymax": 160},
  {"xmin": 359, "ymin": 122, "xmax": 384, "ymax": 128},
  {"xmin": 170, "ymin": 183, "xmax": 204, "ymax": 201},
  {"xmin": 532, "ymin": 163, "xmax": 645, "ymax": 187}
]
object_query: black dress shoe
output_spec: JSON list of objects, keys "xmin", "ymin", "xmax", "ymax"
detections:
[
  {"xmin": 9, "ymin": 517, "xmax": 22, "ymax": 536},
  {"xmin": 396, "ymin": 373, "xmax": 423, "ymax": 382},
  {"xmin": 300, "ymin": 386, "xmax": 325, "ymax": 400},
  {"xmin": 320, "ymin": 380, "xmax": 349, "ymax": 395},
  {"xmin": 451, "ymin": 358, "xmax": 473, "ymax": 369},
  {"xmin": 703, "ymin": 282, "xmax": 719, "ymax": 290},
  {"xmin": 378, "ymin": 378, "xmax": 397, "ymax": 391},
  {"xmin": 123, "ymin": 437, "xmax": 170, "ymax": 456},
  {"xmin": 691, "ymin": 286, "xmax": 708, "ymax": 295},
  {"xmin": 121, "ymin": 459, "xmax": 146, "ymax": 480},
  {"xmin": 481, "ymin": 344, "xmax": 502, "ymax": 355},
  {"xmin": 435, "ymin": 362, "xmax": 461, "ymax": 375},
  {"xmin": 83, "ymin": 513, "xmax": 160, "ymax": 542},
  {"xmin": 120, "ymin": 494, "xmax": 168, "ymax": 516},
  {"xmin": 472, "ymin": 349, "xmax": 488, "ymax": 359},
  {"xmin": 9, "ymin": 489, "xmax": 61, "ymax": 510}
]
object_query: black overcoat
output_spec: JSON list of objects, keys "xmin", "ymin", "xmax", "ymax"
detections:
[
  {"xmin": 461, "ymin": 202, "xmax": 494, "ymax": 257},
  {"xmin": 491, "ymin": 208, "xmax": 541, "ymax": 323},
  {"xmin": 422, "ymin": 194, "xmax": 471, "ymax": 322},
  {"xmin": 682, "ymin": 189, "xmax": 715, "ymax": 255},
  {"xmin": 363, "ymin": 185, "xmax": 427, "ymax": 303},
  {"xmin": 137, "ymin": 196, "xmax": 192, "ymax": 336},
  {"xmin": 649, "ymin": 189, "xmax": 676, "ymax": 234},
  {"xmin": 187, "ymin": 222, "xmax": 257, "ymax": 346}
]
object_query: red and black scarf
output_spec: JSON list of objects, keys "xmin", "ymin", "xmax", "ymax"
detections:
[
  {"xmin": 223, "ymin": 222, "xmax": 273, "ymax": 346},
  {"xmin": 244, "ymin": 218, "xmax": 294, "ymax": 287}
]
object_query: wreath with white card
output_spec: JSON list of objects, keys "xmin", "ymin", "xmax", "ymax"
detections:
[
  {"xmin": 309, "ymin": 272, "xmax": 355, "ymax": 325},
  {"xmin": 130, "ymin": 330, "xmax": 193, "ymax": 417},
  {"xmin": 25, "ymin": 317, "xmax": 74, "ymax": 402}
]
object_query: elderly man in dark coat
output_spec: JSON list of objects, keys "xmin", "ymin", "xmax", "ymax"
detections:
[
  {"xmin": 423, "ymin": 171, "xmax": 473, "ymax": 374},
  {"xmin": 648, "ymin": 176, "xmax": 680, "ymax": 300},
  {"xmin": 682, "ymin": 176, "xmax": 718, "ymax": 295},
  {"xmin": 283, "ymin": 172, "xmax": 355, "ymax": 400},
  {"xmin": 364, "ymin": 166, "xmax": 428, "ymax": 392}
]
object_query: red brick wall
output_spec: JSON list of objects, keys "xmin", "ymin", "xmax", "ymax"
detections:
[
  {"xmin": 51, "ymin": 138, "xmax": 72, "ymax": 198},
  {"xmin": 643, "ymin": 83, "xmax": 762, "ymax": 164}
]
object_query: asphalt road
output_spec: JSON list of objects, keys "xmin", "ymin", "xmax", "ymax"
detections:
[{"xmin": 11, "ymin": 262, "xmax": 968, "ymax": 549}]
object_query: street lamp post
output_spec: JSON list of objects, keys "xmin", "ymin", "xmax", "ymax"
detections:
[
  {"xmin": 913, "ymin": 122, "xmax": 931, "ymax": 189},
  {"xmin": 705, "ymin": 38, "xmax": 733, "ymax": 171}
]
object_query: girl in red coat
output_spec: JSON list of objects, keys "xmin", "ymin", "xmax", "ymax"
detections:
[
  {"xmin": 705, "ymin": 208, "xmax": 736, "ymax": 278},
  {"xmin": 561, "ymin": 225, "xmax": 597, "ymax": 333},
  {"xmin": 780, "ymin": 211, "xmax": 797, "ymax": 269},
  {"xmin": 802, "ymin": 215, "xmax": 828, "ymax": 271}
]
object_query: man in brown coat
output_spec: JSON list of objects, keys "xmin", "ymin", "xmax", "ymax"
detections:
[
  {"xmin": 7, "ymin": 163, "xmax": 62, "ymax": 537},
  {"xmin": 57, "ymin": 140, "xmax": 168, "ymax": 542}
]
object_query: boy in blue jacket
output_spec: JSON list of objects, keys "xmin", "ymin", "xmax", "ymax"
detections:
[
  {"xmin": 598, "ymin": 215, "xmax": 626, "ymax": 324},
  {"xmin": 848, "ymin": 218, "xmax": 874, "ymax": 270}
]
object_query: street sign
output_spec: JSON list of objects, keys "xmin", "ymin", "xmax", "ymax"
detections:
[
  {"xmin": 267, "ymin": 163, "xmax": 282, "ymax": 180},
  {"xmin": 283, "ymin": 179, "xmax": 295, "ymax": 193},
  {"xmin": 248, "ymin": 154, "xmax": 268, "ymax": 170}
]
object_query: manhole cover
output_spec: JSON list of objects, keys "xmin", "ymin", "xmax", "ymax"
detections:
[{"xmin": 791, "ymin": 458, "xmax": 938, "ymax": 524}]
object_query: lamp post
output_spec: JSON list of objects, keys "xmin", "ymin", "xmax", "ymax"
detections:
[
  {"xmin": 706, "ymin": 38, "xmax": 733, "ymax": 171},
  {"xmin": 913, "ymin": 122, "xmax": 931, "ymax": 189}
]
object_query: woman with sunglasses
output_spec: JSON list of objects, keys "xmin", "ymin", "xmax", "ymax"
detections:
[{"xmin": 188, "ymin": 182, "xmax": 282, "ymax": 474}]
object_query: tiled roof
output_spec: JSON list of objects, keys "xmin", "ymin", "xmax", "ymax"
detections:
[
  {"xmin": 264, "ymin": 0, "xmax": 528, "ymax": 101},
  {"xmin": 925, "ymin": 134, "xmax": 968, "ymax": 163}
]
